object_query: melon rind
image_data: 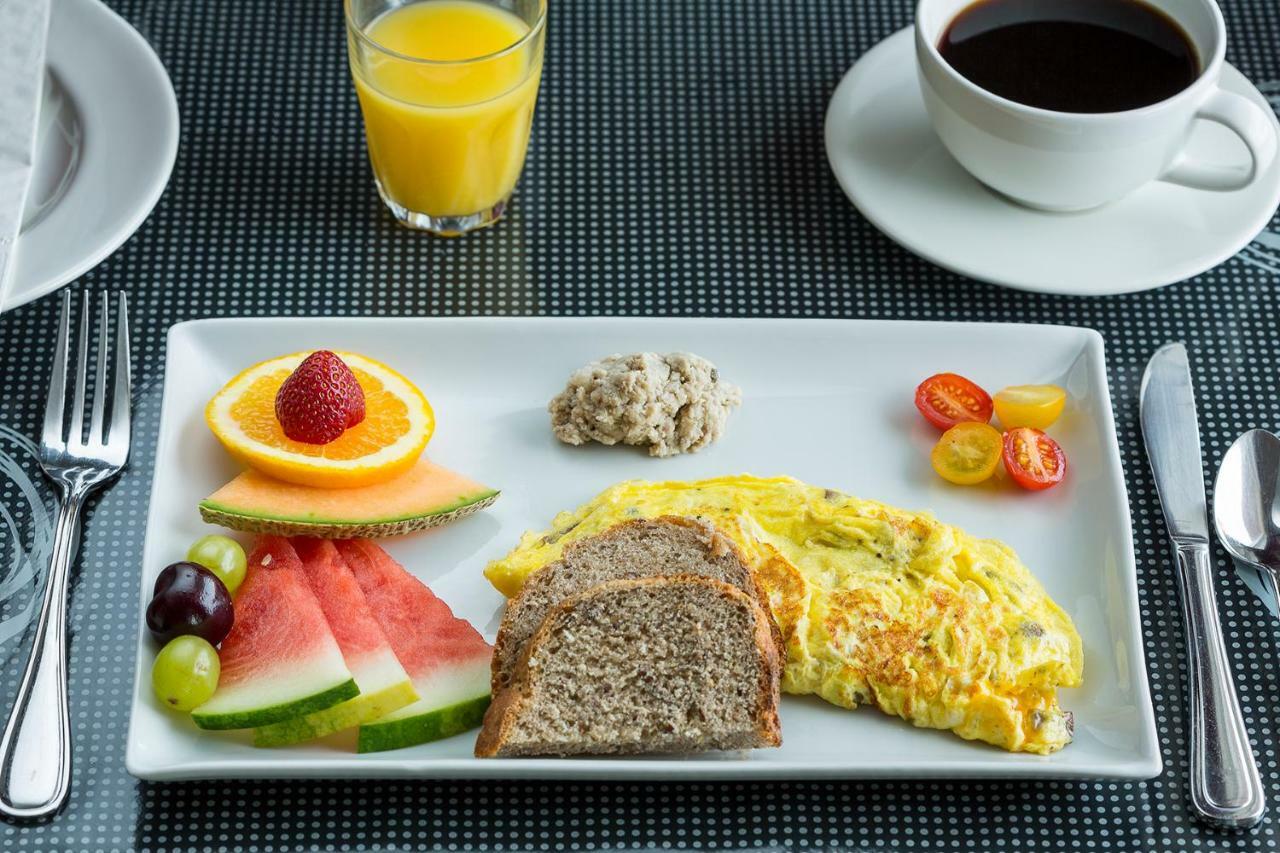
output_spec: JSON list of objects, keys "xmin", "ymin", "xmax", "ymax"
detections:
[
  {"xmin": 356, "ymin": 695, "xmax": 490, "ymax": 754},
  {"xmin": 191, "ymin": 675, "xmax": 359, "ymax": 731},
  {"xmin": 357, "ymin": 658, "xmax": 492, "ymax": 753},
  {"xmin": 199, "ymin": 491, "xmax": 498, "ymax": 539},
  {"xmin": 253, "ymin": 648, "xmax": 418, "ymax": 747}
]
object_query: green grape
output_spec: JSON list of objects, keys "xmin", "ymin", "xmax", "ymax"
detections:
[
  {"xmin": 152, "ymin": 636, "xmax": 220, "ymax": 712},
  {"xmin": 186, "ymin": 535, "xmax": 247, "ymax": 595}
]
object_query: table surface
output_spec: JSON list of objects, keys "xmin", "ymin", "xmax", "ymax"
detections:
[{"xmin": 2, "ymin": 0, "xmax": 1279, "ymax": 850}]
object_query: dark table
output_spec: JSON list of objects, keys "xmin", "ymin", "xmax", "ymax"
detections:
[{"xmin": 2, "ymin": 0, "xmax": 1279, "ymax": 849}]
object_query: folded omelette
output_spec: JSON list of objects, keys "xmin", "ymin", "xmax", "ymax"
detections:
[{"xmin": 485, "ymin": 475, "xmax": 1083, "ymax": 754}]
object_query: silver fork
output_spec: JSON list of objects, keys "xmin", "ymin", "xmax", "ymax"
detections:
[{"xmin": 0, "ymin": 291, "xmax": 131, "ymax": 822}]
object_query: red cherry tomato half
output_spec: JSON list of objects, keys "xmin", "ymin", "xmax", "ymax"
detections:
[
  {"xmin": 1002, "ymin": 428, "xmax": 1067, "ymax": 491},
  {"xmin": 914, "ymin": 373, "xmax": 994, "ymax": 431}
]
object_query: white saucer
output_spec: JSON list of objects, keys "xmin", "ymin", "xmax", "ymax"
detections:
[
  {"xmin": 825, "ymin": 28, "xmax": 1280, "ymax": 295},
  {"xmin": 7, "ymin": 0, "xmax": 179, "ymax": 312}
]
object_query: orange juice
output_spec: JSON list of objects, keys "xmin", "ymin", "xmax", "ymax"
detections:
[{"xmin": 349, "ymin": 0, "xmax": 544, "ymax": 220}]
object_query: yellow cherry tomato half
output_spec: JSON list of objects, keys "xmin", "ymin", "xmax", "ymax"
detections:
[
  {"xmin": 993, "ymin": 384, "xmax": 1067, "ymax": 430},
  {"xmin": 931, "ymin": 422, "xmax": 1004, "ymax": 485}
]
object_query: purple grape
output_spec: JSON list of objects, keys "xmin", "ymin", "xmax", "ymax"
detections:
[{"xmin": 146, "ymin": 561, "xmax": 234, "ymax": 646}]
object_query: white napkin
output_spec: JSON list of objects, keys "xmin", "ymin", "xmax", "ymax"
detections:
[{"xmin": 0, "ymin": 0, "xmax": 52, "ymax": 304}]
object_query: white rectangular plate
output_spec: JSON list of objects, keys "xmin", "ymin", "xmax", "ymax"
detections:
[{"xmin": 126, "ymin": 317, "xmax": 1161, "ymax": 780}]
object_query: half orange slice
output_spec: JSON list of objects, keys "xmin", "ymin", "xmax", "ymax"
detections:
[{"xmin": 205, "ymin": 351, "xmax": 434, "ymax": 488}]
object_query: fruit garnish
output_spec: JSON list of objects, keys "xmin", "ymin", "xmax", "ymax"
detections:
[
  {"xmin": 994, "ymin": 384, "xmax": 1067, "ymax": 430},
  {"xmin": 253, "ymin": 539, "xmax": 419, "ymax": 747},
  {"xmin": 198, "ymin": 458, "xmax": 499, "ymax": 538},
  {"xmin": 915, "ymin": 373, "xmax": 993, "ymax": 431},
  {"xmin": 205, "ymin": 351, "xmax": 434, "ymax": 488},
  {"xmin": 186, "ymin": 535, "xmax": 248, "ymax": 595},
  {"xmin": 334, "ymin": 539, "xmax": 492, "ymax": 753},
  {"xmin": 1003, "ymin": 427, "xmax": 1067, "ymax": 491},
  {"xmin": 152, "ymin": 636, "xmax": 221, "ymax": 712},
  {"xmin": 190, "ymin": 537, "xmax": 359, "ymax": 731},
  {"xmin": 274, "ymin": 350, "xmax": 366, "ymax": 444},
  {"xmin": 147, "ymin": 562, "xmax": 235, "ymax": 646},
  {"xmin": 931, "ymin": 422, "xmax": 1003, "ymax": 485}
]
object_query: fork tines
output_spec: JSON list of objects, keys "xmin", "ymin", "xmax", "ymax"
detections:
[{"xmin": 43, "ymin": 290, "xmax": 131, "ymax": 460}]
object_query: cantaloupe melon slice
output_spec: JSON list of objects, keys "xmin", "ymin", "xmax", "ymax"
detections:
[{"xmin": 199, "ymin": 458, "xmax": 498, "ymax": 539}]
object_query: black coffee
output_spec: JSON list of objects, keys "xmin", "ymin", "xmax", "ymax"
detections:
[{"xmin": 938, "ymin": 0, "xmax": 1199, "ymax": 113}]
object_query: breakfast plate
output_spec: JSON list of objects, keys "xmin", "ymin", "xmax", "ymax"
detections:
[
  {"xmin": 825, "ymin": 28, "xmax": 1280, "ymax": 296},
  {"xmin": 126, "ymin": 317, "xmax": 1160, "ymax": 780},
  {"xmin": 6, "ymin": 0, "xmax": 178, "ymax": 312}
]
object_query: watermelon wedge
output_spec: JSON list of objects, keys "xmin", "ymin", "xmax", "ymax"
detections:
[
  {"xmin": 191, "ymin": 537, "xmax": 358, "ymax": 730},
  {"xmin": 252, "ymin": 538, "xmax": 419, "ymax": 747},
  {"xmin": 333, "ymin": 540, "xmax": 492, "ymax": 753}
]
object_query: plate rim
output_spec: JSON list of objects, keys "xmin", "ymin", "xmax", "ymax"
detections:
[{"xmin": 126, "ymin": 316, "xmax": 1162, "ymax": 781}]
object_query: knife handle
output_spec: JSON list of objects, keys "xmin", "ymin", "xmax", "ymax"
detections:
[{"xmin": 1175, "ymin": 540, "xmax": 1266, "ymax": 828}]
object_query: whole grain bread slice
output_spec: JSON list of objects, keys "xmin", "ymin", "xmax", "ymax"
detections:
[
  {"xmin": 491, "ymin": 515, "xmax": 782, "ymax": 691},
  {"xmin": 475, "ymin": 575, "xmax": 782, "ymax": 757}
]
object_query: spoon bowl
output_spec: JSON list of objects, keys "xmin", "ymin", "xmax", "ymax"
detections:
[{"xmin": 1213, "ymin": 428, "xmax": 1280, "ymax": 575}]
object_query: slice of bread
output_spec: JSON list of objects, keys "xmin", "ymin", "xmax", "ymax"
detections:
[
  {"xmin": 490, "ymin": 515, "xmax": 781, "ymax": 691},
  {"xmin": 475, "ymin": 576, "xmax": 782, "ymax": 757}
]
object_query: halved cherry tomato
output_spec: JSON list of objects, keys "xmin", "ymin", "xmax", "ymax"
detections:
[
  {"xmin": 931, "ymin": 422, "xmax": 1004, "ymax": 485},
  {"xmin": 914, "ymin": 373, "xmax": 993, "ymax": 431},
  {"xmin": 994, "ymin": 385, "xmax": 1067, "ymax": 430},
  {"xmin": 1002, "ymin": 427, "xmax": 1067, "ymax": 491}
]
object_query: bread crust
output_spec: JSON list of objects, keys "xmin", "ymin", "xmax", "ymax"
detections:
[
  {"xmin": 490, "ymin": 515, "xmax": 785, "ymax": 693},
  {"xmin": 476, "ymin": 575, "xmax": 782, "ymax": 758}
]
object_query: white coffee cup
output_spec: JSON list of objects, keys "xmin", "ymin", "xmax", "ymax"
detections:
[{"xmin": 915, "ymin": 0, "xmax": 1279, "ymax": 211}]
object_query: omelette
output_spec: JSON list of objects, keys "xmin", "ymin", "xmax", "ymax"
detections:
[{"xmin": 485, "ymin": 475, "xmax": 1083, "ymax": 754}]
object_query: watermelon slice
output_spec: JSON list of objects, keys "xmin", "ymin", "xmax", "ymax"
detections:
[
  {"xmin": 191, "ymin": 537, "xmax": 358, "ymax": 730},
  {"xmin": 252, "ymin": 539, "xmax": 419, "ymax": 747},
  {"xmin": 333, "ymin": 540, "xmax": 492, "ymax": 753}
]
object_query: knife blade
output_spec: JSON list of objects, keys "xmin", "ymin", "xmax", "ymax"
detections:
[
  {"xmin": 1139, "ymin": 343, "xmax": 1210, "ymax": 541},
  {"xmin": 1140, "ymin": 342, "xmax": 1265, "ymax": 828}
]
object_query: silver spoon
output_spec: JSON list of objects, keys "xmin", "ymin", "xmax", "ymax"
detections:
[{"xmin": 1214, "ymin": 429, "xmax": 1280, "ymax": 610}]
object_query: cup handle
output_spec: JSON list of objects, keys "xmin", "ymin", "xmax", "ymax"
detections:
[{"xmin": 1160, "ymin": 86, "xmax": 1278, "ymax": 191}]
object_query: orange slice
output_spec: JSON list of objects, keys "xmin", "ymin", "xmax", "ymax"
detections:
[{"xmin": 205, "ymin": 351, "xmax": 434, "ymax": 488}]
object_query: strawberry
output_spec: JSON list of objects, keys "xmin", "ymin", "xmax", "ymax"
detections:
[{"xmin": 274, "ymin": 351, "xmax": 366, "ymax": 444}]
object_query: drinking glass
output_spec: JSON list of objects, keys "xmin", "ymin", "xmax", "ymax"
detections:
[{"xmin": 345, "ymin": 0, "xmax": 547, "ymax": 235}]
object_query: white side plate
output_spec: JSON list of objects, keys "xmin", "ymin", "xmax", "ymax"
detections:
[
  {"xmin": 825, "ymin": 28, "xmax": 1280, "ymax": 296},
  {"xmin": 126, "ymin": 317, "xmax": 1160, "ymax": 780},
  {"xmin": 7, "ymin": 0, "xmax": 179, "ymax": 312}
]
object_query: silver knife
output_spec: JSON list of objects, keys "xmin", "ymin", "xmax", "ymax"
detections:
[{"xmin": 1140, "ymin": 343, "xmax": 1265, "ymax": 829}]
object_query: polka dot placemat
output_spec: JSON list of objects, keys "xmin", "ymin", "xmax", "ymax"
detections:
[{"xmin": 2, "ymin": 0, "xmax": 1280, "ymax": 849}]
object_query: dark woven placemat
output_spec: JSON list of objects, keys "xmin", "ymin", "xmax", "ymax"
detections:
[{"xmin": 2, "ymin": 0, "xmax": 1279, "ymax": 849}]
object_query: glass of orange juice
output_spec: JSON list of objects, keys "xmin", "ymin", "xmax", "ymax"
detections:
[{"xmin": 345, "ymin": 0, "xmax": 547, "ymax": 235}]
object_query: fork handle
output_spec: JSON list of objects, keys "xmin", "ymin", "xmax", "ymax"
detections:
[
  {"xmin": 0, "ymin": 490, "xmax": 84, "ymax": 822},
  {"xmin": 1175, "ymin": 541, "xmax": 1267, "ymax": 828}
]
